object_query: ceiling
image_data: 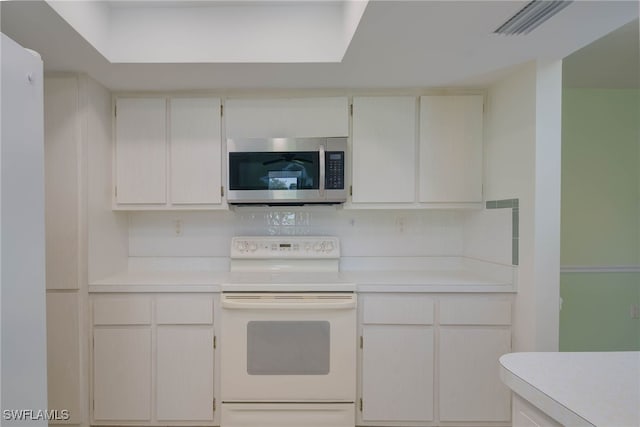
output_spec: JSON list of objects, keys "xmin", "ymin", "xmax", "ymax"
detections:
[{"xmin": 1, "ymin": 1, "xmax": 638, "ymax": 91}]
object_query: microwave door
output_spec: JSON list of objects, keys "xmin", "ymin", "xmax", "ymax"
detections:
[{"xmin": 228, "ymin": 151, "xmax": 322, "ymax": 203}]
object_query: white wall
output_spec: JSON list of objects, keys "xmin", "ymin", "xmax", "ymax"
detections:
[
  {"xmin": 127, "ymin": 209, "xmax": 465, "ymax": 259},
  {"xmin": 87, "ymin": 77, "xmax": 128, "ymax": 283},
  {"xmin": 463, "ymin": 208, "xmax": 512, "ymax": 266},
  {"xmin": 1, "ymin": 33, "xmax": 48, "ymax": 425},
  {"xmin": 484, "ymin": 60, "xmax": 562, "ymax": 352}
]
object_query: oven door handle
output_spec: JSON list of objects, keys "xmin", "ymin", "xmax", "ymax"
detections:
[{"xmin": 222, "ymin": 298, "xmax": 356, "ymax": 310}]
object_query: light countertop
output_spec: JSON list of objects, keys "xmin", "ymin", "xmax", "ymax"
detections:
[
  {"xmin": 89, "ymin": 269, "xmax": 514, "ymax": 293},
  {"xmin": 499, "ymin": 351, "xmax": 640, "ymax": 427}
]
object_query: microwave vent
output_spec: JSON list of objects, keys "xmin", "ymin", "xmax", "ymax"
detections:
[{"xmin": 494, "ymin": 0, "xmax": 573, "ymax": 35}]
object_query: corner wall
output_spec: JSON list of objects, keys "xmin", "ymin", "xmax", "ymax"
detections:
[{"xmin": 484, "ymin": 60, "xmax": 562, "ymax": 352}]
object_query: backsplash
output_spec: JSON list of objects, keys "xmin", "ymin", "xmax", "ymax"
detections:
[{"xmin": 127, "ymin": 208, "xmax": 466, "ymax": 258}]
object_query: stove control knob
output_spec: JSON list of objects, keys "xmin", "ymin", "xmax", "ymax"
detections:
[
  {"xmin": 313, "ymin": 243, "xmax": 322, "ymax": 252},
  {"xmin": 249, "ymin": 243, "xmax": 258, "ymax": 252},
  {"xmin": 324, "ymin": 241, "xmax": 335, "ymax": 252}
]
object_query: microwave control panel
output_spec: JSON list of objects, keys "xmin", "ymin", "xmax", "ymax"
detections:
[{"xmin": 325, "ymin": 152, "xmax": 344, "ymax": 190}]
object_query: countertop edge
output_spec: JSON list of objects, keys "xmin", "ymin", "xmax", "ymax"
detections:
[
  {"xmin": 499, "ymin": 356, "xmax": 594, "ymax": 427},
  {"xmin": 88, "ymin": 284, "xmax": 515, "ymax": 293},
  {"xmin": 89, "ymin": 284, "xmax": 223, "ymax": 293}
]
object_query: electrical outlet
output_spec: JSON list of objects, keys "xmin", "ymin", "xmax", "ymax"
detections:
[
  {"xmin": 630, "ymin": 303, "xmax": 639, "ymax": 320},
  {"xmin": 174, "ymin": 219, "xmax": 182, "ymax": 236}
]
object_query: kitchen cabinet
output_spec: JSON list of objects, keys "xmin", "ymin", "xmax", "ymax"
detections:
[
  {"xmin": 359, "ymin": 294, "xmax": 435, "ymax": 425},
  {"xmin": 358, "ymin": 293, "xmax": 512, "ymax": 427},
  {"xmin": 44, "ymin": 74, "xmax": 85, "ymax": 425},
  {"xmin": 419, "ymin": 95, "xmax": 484, "ymax": 203},
  {"xmin": 115, "ymin": 97, "xmax": 167, "ymax": 205},
  {"xmin": 91, "ymin": 294, "xmax": 216, "ymax": 426},
  {"xmin": 114, "ymin": 96, "xmax": 224, "ymax": 209},
  {"xmin": 225, "ymin": 97, "xmax": 349, "ymax": 138},
  {"xmin": 170, "ymin": 98, "xmax": 223, "ymax": 205},
  {"xmin": 46, "ymin": 292, "xmax": 82, "ymax": 424},
  {"xmin": 92, "ymin": 295, "xmax": 153, "ymax": 422},
  {"xmin": 512, "ymin": 394, "xmax": 562, "ymax": 427},
  {"xmin": 438, "ymin": 297, "xmax": 512, "ymax": 423},
  {"xmin": 155, "ymin": 296, "xmax": 215, "ymax": 422},
  {"xmin": 351, "ymin": 96, "xmax": 417, "ymax": 204}
]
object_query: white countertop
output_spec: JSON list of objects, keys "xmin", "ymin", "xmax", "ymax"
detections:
[
  {"xmin": 499, "ymin": 352, "xmax": 640, "ymax": 427},
  {"xmin": 89, "ymin": 269, "xmax": 514, "ymax": 293}
]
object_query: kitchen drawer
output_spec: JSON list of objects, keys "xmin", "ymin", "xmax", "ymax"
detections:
[
  {"xmin": 363, "ymin": 294, "xmax": 434, "ymax": 325},
  {"xmin": 93, "ymin": 296, "xmax": 152, "ymax": 325},
  {"xmin": 156, "ymin": 295, "xmax": 213, "ymax": 325},
  {"xmin": 439, "ymin": 297, "xmax": 511, "ymax": 325}
]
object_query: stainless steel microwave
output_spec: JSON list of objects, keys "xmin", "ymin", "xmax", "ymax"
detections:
[{"xmin": 226, "ymin": 137, "xmax": 348, "ymax": 205}]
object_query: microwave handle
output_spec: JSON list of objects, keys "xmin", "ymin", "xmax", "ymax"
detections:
[{"xmin": 319, "ymin": 145, "xmax": 325, "ymax": 197}]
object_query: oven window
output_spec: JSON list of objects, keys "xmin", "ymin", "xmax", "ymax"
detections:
[
  {"xmin": 247, "ymin": 321, "xmax": 330, "ymax": 375},
  {"xmin": 229, "ymin": 152, "xmax": 320, "ymax": 191}
]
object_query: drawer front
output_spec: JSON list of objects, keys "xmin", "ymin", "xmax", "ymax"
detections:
[
  {"xmin": 156, "ymin": 295, "xmax": 213, "ymax": 325},
  {"xmin": 93, "ymin": 296, "xmax": 152, "ymax": 325},
  {"xmin": 363, "ymin": 295, "xmax": 434, "ymax": 325},
  {"xmin": 439, "ymin": 298, "xmax": 511, "ymax": 325}
]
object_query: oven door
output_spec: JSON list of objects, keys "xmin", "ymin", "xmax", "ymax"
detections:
[{"xmin": 220, "ymin": 293, "xmax": 357, "ymax": 402}]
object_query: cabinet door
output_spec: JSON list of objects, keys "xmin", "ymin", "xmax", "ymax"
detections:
[
  {"xmin": 439, "ymin": 327, "xmax": 511, "ymax": 422},
  {"xmin": 115, "ymin": 97, "xmax": 167, "ymax": 204},
  {"xmin": 225, "ymin": 97, "xmax": 348, "ymax": 138},
  {"xmin": 352, "ymin": 96, "xmax": 416, "ymax": 203},
  {"xmin": 47, "ymin": 292, "xmax": 81, "ymax": 424},
  {"xmin": 419, "ymin": 95, "xmax": 483, "ymax": 203},
  {"xmin": 170, "ymin": 98, "xmax": 222, "ymax": 205},
  {"xmin": 156, "ymin": 326, "xmax": 214, "ymax": 421},
  {"xmin": 361, "ymin": 325, "xmax": 434, "ymax": 422},
  {"xmin": 93, "ymin": 327, "xmax": 152, "ymax": 421}
]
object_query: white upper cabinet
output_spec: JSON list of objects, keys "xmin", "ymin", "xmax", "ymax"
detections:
[
  {"xmin": 419, "ymin": 95, "xmax": 483, "ymax": 203},
  {"xmin": 115, "ymin": 98, "xmax": 167, "ymax": 204},
  {"xmin": 114, "ymin": 96, "xmax": 224, "ymax": 209},
  {"xmin": 351, "ymin": 96, "xmax": 417, "ymax": 204},
  {"xmin": 170, "ymin": 98, "xmax": 222, "ymax": 205},
  {"xmin": 225, "ymin": 97, "xmax": 349, "ymax": 138}
]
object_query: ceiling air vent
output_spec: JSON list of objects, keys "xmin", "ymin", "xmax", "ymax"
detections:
[{"xmin": 494, "ymin": 0, "xmax": 573, "ymax": 35}]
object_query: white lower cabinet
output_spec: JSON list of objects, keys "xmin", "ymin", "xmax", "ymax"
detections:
[
  {"xmin": 91, "ymin": 294, "xmax": 216, "ymax": 426},
  {"xmin": 438, "ymin": 297, "xmax": 512, "ymax": 423},
  {"xmin": 93, "ymin": 327, "xmax": 153, "ymax": 422},
  {"xmin": 359, "ymin": 295, "xmax": 435, "ymax": 425},
  {"xmin": 358, "ymin": 293, "xmax": 512, "ymax": 427},
  {"xmin": 511, "ymin": 394, "xmax": 563, "ymax": 427}
]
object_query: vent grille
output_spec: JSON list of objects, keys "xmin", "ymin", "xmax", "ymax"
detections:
[{"xmin": 494, "ymin": 0, "xmax": 573, "ymax": 35}]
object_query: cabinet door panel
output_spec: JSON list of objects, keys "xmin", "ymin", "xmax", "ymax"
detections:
[
  {"xmin": 362, "ymin": 325, "xmax": 434, "ymax": 422},
  {"xmin": 170, "ymin": 98, "xmax": 222, "ymax": 204},
  {"xmin": 44, "ymin": 76, "xmax": 79, "ymax": 289},
  {"xmin": 439, "ymin": 327, "xmax": 511, "ymax": 422},
  {"xmin": 115, "ymin": 98, "xmax": 166, "ymax": 204},
  {"xmin": 352, "ymin": 96, "xmax": 416, "ymax": 203},
  {"xmin": 419, "ymin": 95, "xmax": 483, "ymax": 203},
  {"xmin": 156, "ymin": 326, "xmax": 214, "ymax": 421},
  {"xmin": 225, "ymin": 97, "xmax": 348, "ymax": 138},
  {"xmin": 93, "ymin": 327, "xmax": 152, "ymax": 421},
  {"xmin": 47, "ymin": 293, "xmax": 81, "ymax": 424}
]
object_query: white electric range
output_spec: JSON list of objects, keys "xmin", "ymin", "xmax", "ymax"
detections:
[{"xmin": 220, "ymin": 236, "xmax": 357, "ymax": 427}]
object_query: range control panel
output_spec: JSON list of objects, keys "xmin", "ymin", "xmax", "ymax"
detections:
[{"xmin": 231, "ymin": 236, "xmax": 340, "ymax": 259}]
